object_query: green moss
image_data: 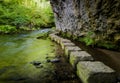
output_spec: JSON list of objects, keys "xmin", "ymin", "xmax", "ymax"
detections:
[
  {"xmin": 97, "ymin": 41, "xmax": 116, "ymax": 49},
  {"xmin": 79, "ymin": 31, "xmax": 95, "ymax": 46},
  {"xmin": 0, "ymin": 25, "xmax": 17, "ymax": 33},
  {"xmin": 72, "ymin": 36, "xmax": 78, "ymax": 40},
  {"xmin": 80, "ymin": 37, "xmax": 94, "ymax": 46},
  {"xmin": 66, "ymin": 32, "xmax": 72, "ymax": 38},
  {"xmin": 59, "ymin": 31, "xmax": 119, "ymax": 50}
]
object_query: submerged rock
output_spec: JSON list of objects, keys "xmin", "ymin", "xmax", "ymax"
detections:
[
  {"xmin": 36, "ymin": 36, "xmax": 45, "ymax": 39},
  {"xmin": 46, "ymin": 58, "xmax": 60, "ymax": 63},
  {"xmin": 46, "ymin": 59, "xmax": 51, "ymax": 63},
  {"xmin": 30, "ymin": 61, "xmax": 41, "ymax": 66},
  {"xmin": 35, "ymin": 65, "xmax": 43, "ymax": 68},
  {"xmin": 50, "ymin": 58, "xmax": 60, "ymax": 63}
]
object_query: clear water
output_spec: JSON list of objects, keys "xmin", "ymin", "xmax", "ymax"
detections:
[{"xmin": 0, "ymin": 29, "xmax": 56, "ymax": 83}]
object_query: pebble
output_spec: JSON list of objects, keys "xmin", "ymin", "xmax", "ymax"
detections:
[{"xmin": 50, "ymin": 58, "xmax": 60, "ymax": 63}]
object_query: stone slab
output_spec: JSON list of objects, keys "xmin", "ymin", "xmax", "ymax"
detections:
[
  {"xmin": 49, "ymin": 34, "xmax": 56, "ymax": 40},
  {"xmin": 61, "ymin": 42, "xmax": 75, "ymax": 49},
  {"xmin": 77, "ymin": 61, "xmax": 116, "ymax": 83},
  {"xmin": 70, "ymin": 51, "xmax": 94, "ymax": 69},
  {"xmin": 60, "ymin": 39, "xmax": 71, "ymax": 46},
  {"xmin": 65, "ymin": 46, "xmax": 82, "ymax": 58},
  {"xmin": 49, "ymin": 34, "xmax": 61, "ymax": 43},
  {"xmin": 54, "ymin": 36, "xmax": 61, "ymax": 43}
]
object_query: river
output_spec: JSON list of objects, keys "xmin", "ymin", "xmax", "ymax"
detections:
[{"xmin": 0, "ymin": 29, "xmax": 80, "ymax": 83}]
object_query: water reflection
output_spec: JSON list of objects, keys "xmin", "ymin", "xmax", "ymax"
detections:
[{"xmin": 0, "ymin": 30, "xmax": 56, "ymax": 83}]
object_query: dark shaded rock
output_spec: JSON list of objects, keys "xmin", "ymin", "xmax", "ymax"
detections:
[
  {"xmin": 36, "ymin": 36, "xmax": 47, "ymax": 40},
  {"xmin": 35, "ymin": 65, "xmax": 43, "ymax": 68},
  {"xmin": 46, "ymin": 59, "xmax": 51, "ymax": 63},
  {"xmin": 30, "ymin": 61, "xmax": 41, "ymax": 66},
  {"xmin": 46, "ymin": 58, "xmax": 60, "ymax": 63},
  {"xmin": 36, "ymin": 36, "xmax": 44, "ymax": 39}
]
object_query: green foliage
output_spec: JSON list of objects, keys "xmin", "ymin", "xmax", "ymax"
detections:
[
  {"xmin": 0, "ymin": 0, "xmax": 54, "ymax": 33},
  {"xmin": 0, "ymin": 25, "xmax": 16, "ymax": 33},
  {"xmin": 97, "ymin": 41, "xmax": 116, "ymax": 49},
  {"xmin": 81, "ymin": 37, "xmax": 94, "ymax": 46},
  {"xmin": 79, "ymin": 31, "xmax": 95, "ymax": 46}
]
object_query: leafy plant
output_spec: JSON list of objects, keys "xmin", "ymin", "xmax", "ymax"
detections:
[
  {"xmin": 0, "ymin": 25, "xmax": 16, "ymax": 33},
  {"xmin": 0, "ymin": 0, "xmax": 54, "ymax": 33},
  {"xmin": 83, "ymin": 37, "xmax": 94, "ymax": 46},
  {"xmin": 79, "ymin": 31, "xmax": 95, "ymax": 46}
]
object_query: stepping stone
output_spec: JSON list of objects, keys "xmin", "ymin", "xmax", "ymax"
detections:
[
  {"xmin": 49, "ymin": 34, "xmax": 56, "ymax": 40},
  {"xmin": 77, "ymin": 61, "xmax": 116, "ymax": 83},
  {"xmin": 64, "ymin": 46, "xmax": 82, "ymax": 58},
  {"xmin": 60, "ymin": 39, "xmax": 71, "ymax": 46},
  {"xmin": 54, "ymin": 36, "xmax": 61, "ymax": 44},
  {"xmin": 70, "ymin": 51, "xmax": 94, "ymax": 69},
  {"xmin": 61, "ymin": 42, "xmax": 75, "ymax": 49},
  {"xmin": 49, "ymin": 34, "xmax": 61, "ymax": 43}
]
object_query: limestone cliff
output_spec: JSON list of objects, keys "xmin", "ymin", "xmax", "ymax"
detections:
[{"xmin": 50, "ymin": 0, "xmax": 120, "ymax": 50}]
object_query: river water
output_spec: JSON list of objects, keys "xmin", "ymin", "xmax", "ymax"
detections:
[{"xmin": 0, "ymin": 30, "xmax": 80, "ymax": 83}]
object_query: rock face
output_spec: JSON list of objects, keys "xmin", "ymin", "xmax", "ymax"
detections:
[{"xmin": 50, "ymin": 0, "xmax": 120, "ymax": 50}]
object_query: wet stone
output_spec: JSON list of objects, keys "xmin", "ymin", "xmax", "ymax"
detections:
[
  {"xmin": 46, "ymin": 59, "xmax": 51, "ymax": 63},
  {"xmin": 77, "ymin": 61, "xmax": 116, "ymax": 83},
  {"xmin": 46, "ymin": 58, "xmax": 60, "ymax": 63},
  {"xmin": 60, "ymin": 39, "xmax": 71, "ymax": 46},
  {"xmin": 50, "ymin": 58, "xmax": 60, "ymax": 63},
  {"xmin": 30, "ymin": 61, "xmax": 41, "ymax": 66},
  {"xmin": 35, "ymin": 64, "xmax": 44, "ymax": 68},
  {"xmin": 49, "ymin": 34, "xmax": 56, "ymax": 41},
  {"xmin": 54, "ymin": 36, "xmax": 61, "ymax": 44},
  {"xmin": 36, "ymin": 36, "xmax": 44, "ymax": 39},
  {"xmin": 70, "ymin": 51, "xmax": 94, "ymax": 69},
  {"xmin": 65, "ymin": 46, "xmax": 82, "ymax": 58},
  {"xmin": 61, "ymin": 42, "xmax": 75, "ymax": 49}
]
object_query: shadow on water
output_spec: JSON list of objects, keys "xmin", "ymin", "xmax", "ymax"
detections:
[{"xmin": 0, "ymin": 29, "xmax": 80, "ymax": 83}]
